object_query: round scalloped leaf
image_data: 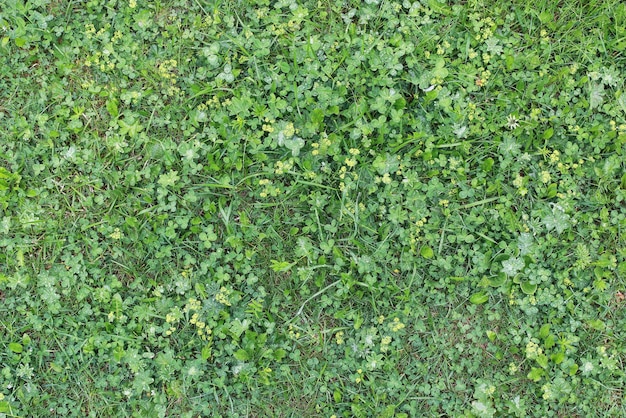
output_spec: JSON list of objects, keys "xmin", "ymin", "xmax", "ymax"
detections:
[
  {"xmin": 520, "ymin": 281, "xmax": 538, "ymax": 295},
  {"xmin": 488, "ymin": 273, "xmax": 507, "ymax": 287}
]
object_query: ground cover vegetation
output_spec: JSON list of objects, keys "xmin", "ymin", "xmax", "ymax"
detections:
[{"xmin": 1, "ymin": 0, "xmax": 625, "ymax": 416}]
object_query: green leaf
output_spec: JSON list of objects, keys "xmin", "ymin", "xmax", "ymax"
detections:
[
  {"xmin": 0, "ymin": 401, "xmax": 11, "ymax": 413},
  {"xmin": 201, "ymin": 344, "xmax": 212, "ymax": 360},
  {"xmin": 233, "ymin": 349, "xmax": 250, "ymax": 361},
  {"xmin": 106, "ymin": 99, "xmax": 119, "ymax": 118},
  {"xmin": 469, "ymin": 292, "xmax": 489, "ymax": 304},
  {"xmin": 333, "ymin": 389, "xmax": 342, "ymax": 403},
  {"xmin": 538, "ymin": 11, "xmax": 553, "ymax": 24},
  {"xmin": 536, "ymin": 354, "xmax": 549, "ymax": 369},
  {"xmin": 8, "ymin": 342, "xmax": 23, "ymax": 353},
  {"xmin": 420, "ymin": 245, "xmax": 434, "ymax": 259},
  {"xmin": 481, "ymin": 157, "xmax": 494, "ymax": 171},
  {"xmin": 310, "ymin": 108, "xmax": 324, "ymax": 125},
  {"xmin": 551, "ymin": 351, "xmax": 565, "ymax": 364},
  {"xmin": 520, "ymin": 281, "xmax": 537, "ymax": 295},
  {"xmin": 544, "ymin": 333, "xmax": 555, "ymax": 348},
  {"xmin": 587, "ymin": 319, "xmax": 605, "ymax": 330},
  {"xmin": 272, "ymin": 348, "xmax": 286, "ymax": 361},
  {"xmin": 270, "ymin": 260, "xmax": 295, "ymax": 272},
  {"xmin": 488, "ymin": 273, "xmax": 507, "ymax": 287},
  {"xmin": 545, "ymin": 183, "xmax": 558, "ymax": 198},
  {"xmin": 543, "ymin": 127, "xmax": 554, "ymax": 139},
  {"xmin": 379, "ymin": 405, "xmax": 396, "ymax": 418},
  {"xmin": 527, "ymin": 367, "xmax": 544, "ymax": 382}
]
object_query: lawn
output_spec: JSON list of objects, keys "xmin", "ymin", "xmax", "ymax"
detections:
[{"xmin": 1, "ymin": 0, "xmax": 625, "ymax": 416}]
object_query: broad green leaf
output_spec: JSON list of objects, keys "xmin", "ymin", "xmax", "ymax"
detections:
[
  {"xmin": 543, "ymin": 127, "xmax": 554, "ymax": 139},
  {"xmin": 202, "ymin": 344, "xmax": 212, "ymax": 360},
  {"xmin": 106, "ymin": 99, "xmax": 119, "ymax": 117},
  {"xmin": 587, "ymin": 319, "xmax": 605, "ymax": 330},
  {"xmin": 488, "ymin": 273, "xmax": 507, "ymax": 287},
  {"xmin": 8, "ymin": 342, "xmax": 23, "ymax": 353},
  {"xmin": 520, "ymin": 281, "xmax": 537, "ymax": 295},
  {"xmin": 420, "ymin": 245, "xmax": 434, "ymax": 259},
  {"xmin": 527, "ymin": 367, "xmax": 544, "ymax": 382},
  {"xmin": 551, "ymin": 351, "xmax": 565, "ymax": 364},
  {"xmin": 270, "ymin": 260, "xmax": 295, "ymax": 272},
  {"xmin": 536, "ymin": 354, "xmax": 549, "ymax": 369},
  {"xmin": 470, "ymin": 292, "xmax": 489, "ymax": 304},
  {"xmin": 233, "ymin": 349, "xmax": 250, "ymax": 361}
]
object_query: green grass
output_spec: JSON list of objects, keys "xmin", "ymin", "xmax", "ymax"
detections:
[{"xmin": 1, "ymin": 0, "xmax": 625, "ymax": 416}]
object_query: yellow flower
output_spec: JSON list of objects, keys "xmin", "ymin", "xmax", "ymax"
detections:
[
  {"xmin": 282, "ymin": 122, "xmax": 295, "ymax": 138},
  {"xmin": 215, "ymin": 287, "xmax": 232, "ymax": 306},
  {"xmin": 390, "ymin": 317, "xmax": 405, "ymax": 332},
  {"xmin": 549, "ymin": 150, "xmax": 560, "ymax": 164},
  {"xmin": 525, "ymin": 341, "xmax": 542, "ymax": 359}
]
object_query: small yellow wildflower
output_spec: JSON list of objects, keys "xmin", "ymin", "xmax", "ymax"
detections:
[
  {"xmin": 390, "ymin": 317, "xmax": 405, "ymax": 332},
  {"xmin": 540, "ymin": 170, "xmax": 551, "ymax": 184},
  {"xmin": 542, "ymin": 384, "xmax": 554, "ymax": 400},
  {"xmin": 380, "ymin": 335, "xmax": 392, "ymax": 353},
  {"xmin": 339, "ymin": 166, "xmax": 347, "ymax": 180},
  {"xmin": 381, "ymin": 173, "xmax": 392, "ymax": 184},
  {"xmin": 274, "ymin": 160, "xmax": 293, "ymax": 174},
  {"xmin": 288, "ymin": 324, "xmax": 301, "ymax": 339},
  {"xmin": 109, "ymin": 228, "xmax": 123, "ymax": 240},
  {"xmin": 335, "ymin": 331, "xmax": 344, "ymax": 345},
  {"xmin": 549, "ymin": 150, "xmax": 560, "ymax": 164},
  {"xmin": 185, "ymin": 298, "xmax": 201, "ymax": 312},
  {"xmin": 282, "ymin": 122, "xmax": 295, "ymax": 138},
  {"xmin": 525, "ymin": 341, "xmax": 543, "ymax": 360},
  {"xmin": 215, "ymin": 287, "xmax": 232, "ymax": 306}
]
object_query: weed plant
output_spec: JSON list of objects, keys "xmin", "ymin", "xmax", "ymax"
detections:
[{"xmin": 0, "ymin": 0, "xmax": 625, "ymax": 416}]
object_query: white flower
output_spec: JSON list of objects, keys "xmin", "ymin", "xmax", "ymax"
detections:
[{"xmin": 506, "ymin": 114, "xmax": 519, "ymax": 130}]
